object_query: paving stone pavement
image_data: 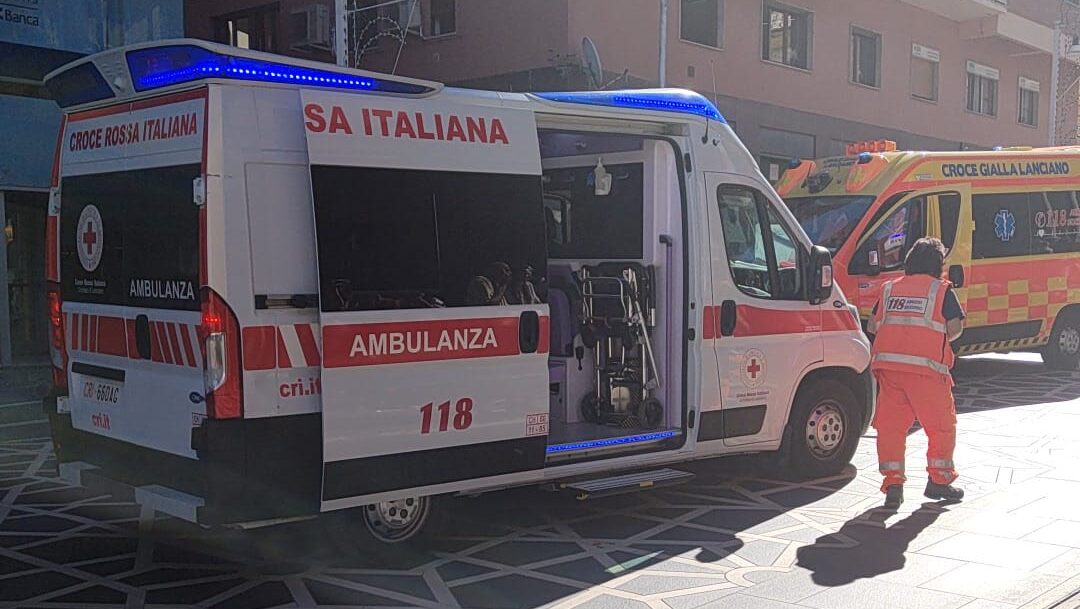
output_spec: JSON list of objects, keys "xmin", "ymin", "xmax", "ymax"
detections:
[{"xmin": 1, "ymin": 353, "xmax": 1079, "ymax": 609}]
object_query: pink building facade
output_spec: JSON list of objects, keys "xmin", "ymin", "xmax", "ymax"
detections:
[{"xmin": 186, "ymin": 0, "xmax": 1067, "ymax": 178}]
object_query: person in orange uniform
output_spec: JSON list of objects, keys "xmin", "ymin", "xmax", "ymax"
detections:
[{"xmin": 867, "ymin": 237, "xmax": 966, "ymax": 509}]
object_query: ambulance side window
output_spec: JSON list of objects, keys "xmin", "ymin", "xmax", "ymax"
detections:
[
  {"xmin": 938, "ymin": 193, "xmax": 961, "ymax": 252},
  {"xmin": 311, "ymin": 166, "xmax": 547, "ymax": 312},
  {"xmin": 851, "ymin": 197, "xmax": 926, "ymax": 274},
  {"xmin": 972, "ymin": 192, "xmax": 1031, "ymax": 259},
  {"xmin": 716, "ymin": 185, "xmax": 805, "ymax": 300},
  {"xmin": 1031, "ymin": 191, "xmax": 1080, "ymax": 254}
]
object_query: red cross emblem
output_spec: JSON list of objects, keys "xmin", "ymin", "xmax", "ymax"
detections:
[
  {"xmin": 746, "ymin": 358, "xmax": 762, "ymax": 379},
  {"xmin": 82, "ymin": 221, "xmax": 98, "ymax": 256}
]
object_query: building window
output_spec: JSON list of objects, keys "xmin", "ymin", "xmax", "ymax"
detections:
[
  {"xmin": 1019, "ymin": 77, "xmax": 1040, "ymax": 127},
  {"xmin": 428, "ymin": 0, "xmax": 456, "ymax": 37},
  {"xmin": 681, "ymin": 0, "xmax": 724, "ymax": 48},
  {"xmin": 214, "ymin": 5, "xmax": 278, "ymax": 52},
  {"xmin": 850, "ymin": 26, "xmax": 881, "ymax": 88},
  {"xmin": 762, "ymin": 1, "xmax": 811, "ymax": 70},
  {"xmin": 966, "ymin": 61, "xmax": 999, "ymax": 117},
  {"xmin": 910, "ymin": 43, "xmax": 939, "ymax": 102}
]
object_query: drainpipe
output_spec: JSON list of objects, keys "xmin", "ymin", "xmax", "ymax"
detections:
[
  {"xmin": 1050, "ymin": 21, "xmax": 1061, "ymax": 145},
  {"xmin": 335, "ymin": 0, "xmax": 348, "ymax": 66},
  {"xmin": 659, "ymin": 0, "xmax": 668, "ymax": 87}
]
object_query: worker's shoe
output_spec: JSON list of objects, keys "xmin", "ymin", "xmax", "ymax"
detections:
[
  {"xmin": 883, "ymin": 485, "xmax": 904, "ymax": 510},
  {"xmin": 924, "ymin": 481, "xmax": 964, "ymax": 503}
]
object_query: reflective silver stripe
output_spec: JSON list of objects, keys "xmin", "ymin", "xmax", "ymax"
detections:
[
  {"xmin": 879, "ymin": 460, "xmax": 905, "ymax": 473},
  {"xmin": 928, "ymin": 459, "xmax": 955, "ymax": 469},
  {"xmin": 872, "ymin": 352, "xmax": 950, "ymax": 375},
  {"xmin": 880, "ymin": 316, "xmax": 947, "ymax": 333},
  {"xmin": 925, "ymin": 279, "xmax": 943, "ymax": 325}
]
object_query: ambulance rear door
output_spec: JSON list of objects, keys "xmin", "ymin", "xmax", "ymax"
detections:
[{"xmin": 302, "ymin": 90, "xmax": 551, "ymax": 510}]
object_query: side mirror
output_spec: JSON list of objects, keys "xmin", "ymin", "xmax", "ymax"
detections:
[
  {"xmin": 948, "ymin": 264, "xmax": 965, "ymax": 288},
  {"xmin": 809, "ymin": 245, "xmax": 833, "ymax": 305}
]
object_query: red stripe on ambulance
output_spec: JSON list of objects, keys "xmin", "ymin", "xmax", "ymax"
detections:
[
  {"xmin": 322, "ymin": 317, "xmax": 534, "ymax": 369},
  {"xmin": 242, "ymin": 324, "xmax": 322, "ymax": 371}
]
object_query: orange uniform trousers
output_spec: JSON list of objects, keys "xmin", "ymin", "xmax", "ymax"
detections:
[{"xmin": 873, "ymin": 369, "xmax": 959, "ymax": 492}]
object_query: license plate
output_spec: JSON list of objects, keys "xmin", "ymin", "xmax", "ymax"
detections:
[{"xmin": 79, "ymin": 378, "xmax": 122, "ymax": 405}]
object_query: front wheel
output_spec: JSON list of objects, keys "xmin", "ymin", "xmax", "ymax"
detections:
[
  {"xmin": 361, "ymin": 495, "xmax": 432, "ymax": 544},
  {"xmin": 785, "ymin": 379, "xmax": 861, "ymax": 479},
  {"xmin": 1042, "ymin": 310, "xmax": 1080, "ymax": 370}
]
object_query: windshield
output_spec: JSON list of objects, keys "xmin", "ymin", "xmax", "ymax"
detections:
[{"xmin": 785, "ymin": 195, "xmax": 876, "ymax": 253}]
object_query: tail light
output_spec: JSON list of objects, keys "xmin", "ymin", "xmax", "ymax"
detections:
[
  {"xmin": 199, "ymin": 287, "xmax": 243, "ymax": 419},
  {"xmin": 47, "ymin": 283, "xmax": 67, "ymax": 389}
]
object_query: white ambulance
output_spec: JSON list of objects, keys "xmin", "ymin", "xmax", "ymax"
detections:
[{"xmin": 43, "ymin": 40, "xmax": 871, "ymax": 544}]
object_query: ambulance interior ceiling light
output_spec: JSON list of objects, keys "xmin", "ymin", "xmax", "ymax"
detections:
[
  {"xmin": 126, "ymin": 45, "xmax": 436, "ymax": 95},
  {"xmin": 534, "ymin": 90, "xmax": 726, "ymax": 122}
]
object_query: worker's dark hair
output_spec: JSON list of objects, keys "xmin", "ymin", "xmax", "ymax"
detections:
[{"xmin": 904, "ymin": 237, "xmax": 946, "ymax": 277}]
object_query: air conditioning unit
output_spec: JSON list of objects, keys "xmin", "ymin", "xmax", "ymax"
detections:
[{"xmin": 291, "ymin": 4, "xmax": 331, "ymax": 50}]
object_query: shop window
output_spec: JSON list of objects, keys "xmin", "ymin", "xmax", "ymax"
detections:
[
  {"xmin": 762, "ymin": 1, "xmax": 812, "ymax": 70},
  {"xmin": 681, "ymin": 0, "xmax": 724, "ymax": 48}
]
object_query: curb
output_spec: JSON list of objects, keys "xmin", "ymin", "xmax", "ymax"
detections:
[{"xmin": 1020, "ymin": 575, "xmax": 1080, "ymax": 609}]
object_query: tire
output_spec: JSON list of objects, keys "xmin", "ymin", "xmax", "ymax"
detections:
[
  {"xmin": 1042, "ymin": 310, "xmax": 1080, "ymax": 370},
  {"xmin": 359, "ymin": 494, "xmax": 433, "ymax": 545},
  {"xmin": 785, "ymin": 379, "xmax": 862, "ymax": 479}
]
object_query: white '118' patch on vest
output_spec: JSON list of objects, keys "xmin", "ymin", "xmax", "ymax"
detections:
[{"xmin": 885, "ymin": 296, "xmax": 929, "ymax": 314}]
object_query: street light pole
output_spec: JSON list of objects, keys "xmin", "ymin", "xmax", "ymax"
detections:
[{"xmin": 659, "ymin": 0, "xmax": 668, "ymax": 87}]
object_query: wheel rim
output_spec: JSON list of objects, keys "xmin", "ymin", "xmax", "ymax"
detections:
[
  {"xmin": 1059, "ymin": 326, "xmax": 1080, "ymax": 356},
  {"xmin": 363, "ymin": 496, "xmax": 430, "ymax": 543},
  {"xmin": 806, "ymin": 400, "xmax": 846, "ymax": 460}
]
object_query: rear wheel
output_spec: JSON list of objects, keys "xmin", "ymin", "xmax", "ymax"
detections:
[
  {"xmin": 1042, "ymin": 310, "xmax": 1080, "ymax": 370},
  {"xmin": 361, "ymin": 495, "xmax": 432, "ymax": 544},
  {"xmin": 785, "ymin": 379, "xmax": 861, "ymax": 479}
]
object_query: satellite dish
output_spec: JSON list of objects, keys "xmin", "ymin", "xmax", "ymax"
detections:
[{"xmin": 582, "ymin": 36, "xmax": 603, "ymax": 90}]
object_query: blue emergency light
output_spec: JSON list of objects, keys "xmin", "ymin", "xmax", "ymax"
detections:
[
  {"xmin": 546, "ymin": 430, "xmax": 678, "ymax": 454},
  {"xmin": 126, "ymin": 45, "xmax": 437, "ymax": 95},
  {"xmin": 534, "ymin": 90, "xmax": 726, "ymax": 122}
]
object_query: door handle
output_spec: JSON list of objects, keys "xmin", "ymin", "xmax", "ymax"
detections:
[
  {"xmin": 519, "ymin": 310, "xmax": 540, "ymax": 353},
  {"xmin": 135, "ymin": 314, "xmax": 152, "ymax": 360},
  {"xmin": 720, "ymin": 300, "xmax": 737, "ymax": 337}
]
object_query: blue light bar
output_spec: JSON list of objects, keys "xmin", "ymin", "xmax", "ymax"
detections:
[
  {"xmin": 546, "ymin": 430, "xmax": 678, "ymax": 454},
  {"xmin": 126, "ymin": 45, "xmax": 436, "ymax": 95},
  {"xmin": 534, "ymin": 90, "xmax": 726, "ymax": 123}
]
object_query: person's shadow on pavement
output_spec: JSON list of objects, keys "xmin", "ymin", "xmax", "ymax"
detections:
[{"xmin": 796, "ymin": 504, "xmax": 946, "ymax": 586}]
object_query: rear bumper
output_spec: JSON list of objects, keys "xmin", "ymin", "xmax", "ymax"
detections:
[{"xmin": 44, "ymin": 393, "xmax": 321, "ymax": 525}]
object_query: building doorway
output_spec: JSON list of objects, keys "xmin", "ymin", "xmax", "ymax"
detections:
[{"xmin": 4, "ymin": 191, "xmax": 48, "ymax": 362}]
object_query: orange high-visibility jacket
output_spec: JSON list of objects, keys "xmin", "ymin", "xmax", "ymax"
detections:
[{"xmin": 871, "ymin": 274, "xmax": 955, "ymax": 379}]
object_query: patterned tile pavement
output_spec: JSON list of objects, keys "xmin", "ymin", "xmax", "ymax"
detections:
[{"xmin": 1, "ymin": 353, "xmax": 1079, "ymax": 609}]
